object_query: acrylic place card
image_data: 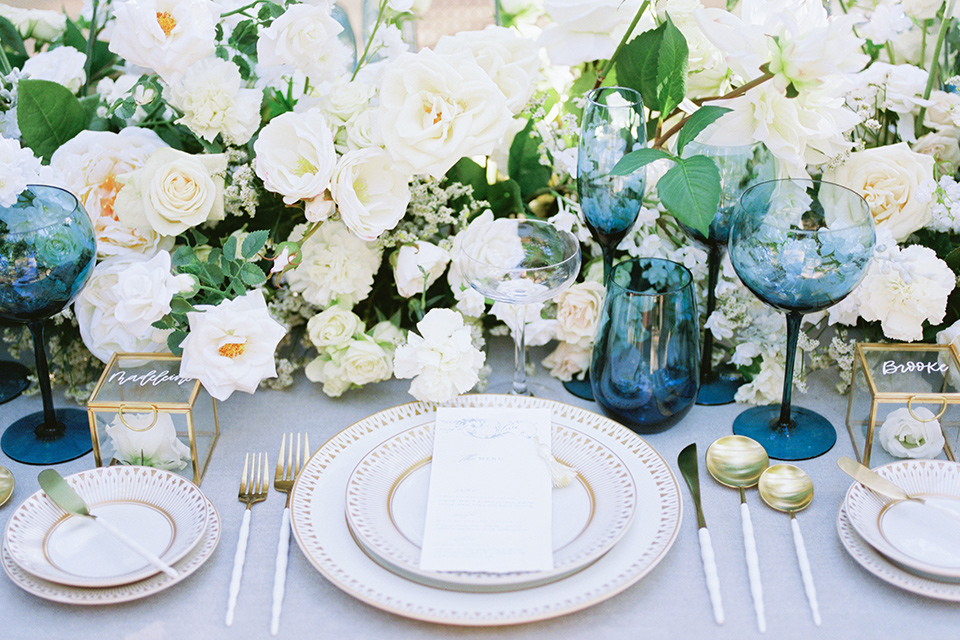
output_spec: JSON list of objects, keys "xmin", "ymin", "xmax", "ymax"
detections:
[{"xmin": 419, "ymin": 407, "xmax": 554, "ymax": 573}]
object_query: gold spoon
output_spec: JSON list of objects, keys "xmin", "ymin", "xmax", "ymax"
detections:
[
  {"xmin": 759, "ymin": 464, "xmax": 820, "ymax": 627},
  {"xmin": 706, "ymin": 435, "xmax": 769, "ymax": 633},
  {"xmin": 0, "ymin": 466, "xmax": 13, "ymax": 507}
]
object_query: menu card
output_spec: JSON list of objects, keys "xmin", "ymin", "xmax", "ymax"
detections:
[{"xmin": 419, "ymin": 407, "xmax": 554, "ymax": 573}]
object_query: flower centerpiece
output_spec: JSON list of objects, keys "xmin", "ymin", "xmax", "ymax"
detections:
[{"xmin": 3, "ymin": 0, "xmax": 960, "ymax": 427}]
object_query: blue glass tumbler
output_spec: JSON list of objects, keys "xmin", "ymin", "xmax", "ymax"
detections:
[{"xmin": 590, "ymin": 258, "xmax": 700, "ymax": 433}]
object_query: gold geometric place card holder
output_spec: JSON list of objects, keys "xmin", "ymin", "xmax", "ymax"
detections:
[
  {"xmin": 86, "ymin": 353, "xmax": 220, "ymax": 485},
  {"xmin": 846, "ymin": 343, "xmax": 960, "ymax": 467}
]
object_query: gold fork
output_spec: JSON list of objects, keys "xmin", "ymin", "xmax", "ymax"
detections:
[
  {"xmin": 225, "ymin": 452, "xmax": 269, "ymax": 627},
  {"xmin": 270, "ymin": 433, "xmax": 309, "ymax": 636}
]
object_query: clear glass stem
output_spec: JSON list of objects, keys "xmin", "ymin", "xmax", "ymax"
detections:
[
  {"xmin": 778, "ymin": 311, "xmax": 802, "ymax": 429},
  {"xmin": 511, "ymin": 304, "xmax": 529, "ymax": 396},
  {"xmin": 700, "ymin": 245, "xmax": 722, "ymax": 382},
  {"xmin": 29, "ymin": 320, "xmax": 62, "ymax": 439}
]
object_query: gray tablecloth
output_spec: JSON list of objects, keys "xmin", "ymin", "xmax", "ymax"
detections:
[{"xmin": 2, "ymin": 340, "xmax": 958, "ymax": 639}]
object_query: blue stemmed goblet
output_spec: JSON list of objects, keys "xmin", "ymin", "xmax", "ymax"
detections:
[
  {"xmin": 728, "ymin": 179, "xmax": 875, "ymax": 460},
  {"xmin": 0, "ymin": 185, "xmax": 97, "ymax": 465},
  {"xmin": 680, "ymin": 140, "xmax": 775, "ymax": 405}
]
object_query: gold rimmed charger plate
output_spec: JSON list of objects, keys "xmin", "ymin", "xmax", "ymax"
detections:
[
  {"xmin": 4, "ymin": 466, "xmax": 209, "ymax": 588},
  {"xmin": 290, "ymin": 394, "xmax": 682, "ymax": 626},
  {"xmin": 345, "ymin": 422, "xmax": 637, "ymax": 592}
]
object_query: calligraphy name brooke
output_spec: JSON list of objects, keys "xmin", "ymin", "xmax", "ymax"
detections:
[
  {"xmin": 882, "ymin": 360, "xmax": 949, "ymax": 375},
  {"xmin": 108, "ymin": 369, "xmax": 191, "ymax": 387}
]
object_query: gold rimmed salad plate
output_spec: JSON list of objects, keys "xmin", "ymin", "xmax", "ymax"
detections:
[
  {"xmin": 844, "ymin": 460, "xmax": 960, "ymax": 583},
  {"xmin": 345, "ymin": 422, "xmax": 637, "ymax": 592},
  {"xmin": 4, "ymin": 466, "xmax": 209, "ymax": 588},
  {"xmin": 290, "ymin": 395, "xmax": 682, "ymax": 626}
]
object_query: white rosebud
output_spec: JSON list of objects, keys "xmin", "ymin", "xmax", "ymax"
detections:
[{"xmin": 879, "ymin": 407, "xmax": 945, "ymax": 459}]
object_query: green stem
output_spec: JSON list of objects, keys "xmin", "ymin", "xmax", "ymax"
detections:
[
  {"xmin": 593, "ymin": 0, "xmax": 651, "ymax": 89},
  {"xmin": 220, "ymin": 0, "xmax": 267, "ymax": 18},
  {"xmin": 0, "ymin": 41, "xmax": 11, "ymax": 75},
  {"xmin": 917, "ymin": 2, "xmax": 955, "ymax": 132},
  {"xmin": 82, "ymin": 0, "xmax": 99, "ymax": 96},
  {"xmin": 352, "ymin": 0, "xmax": 387, "ymax": 81},
  {"xmin": 494, "ymin": 0, "xmax": 503, "ymax": 26}
]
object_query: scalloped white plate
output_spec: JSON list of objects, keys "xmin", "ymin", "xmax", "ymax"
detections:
[
  {"xmin": 345, "ymin": 422, "xmax": 637, "ymax": 592},
  {"xmin": 290, "ymin": 394, "xmax": 682, "ymax": 626}
]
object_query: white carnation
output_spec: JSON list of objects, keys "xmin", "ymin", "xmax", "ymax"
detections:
[{"xmin": 285, "ymin": 221, "xmax": 382, "ymax": 308}]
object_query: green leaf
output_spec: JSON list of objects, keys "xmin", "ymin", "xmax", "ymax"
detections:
[
  {"xmin": 656, "ymin": 155, "xmax": 721, "ymax": 237},
  {"xmin": 170, "ymin": 298, "xmax": 194, "ymax": 315},
  {"xmin": 204, "ymin": 264, "xmax": 225, "ymax": 285},
  {"xmin": 675, "ymin": 106, "xmax": 732, "ymax": 155},
  {"xmin": 655, "ymin": 15, "xmax": 689, "ymax": 119},
  {"xmin": 610, "ymin": 147, "xmax": 673, "ymax": 176},
  {"xmin": 167, "ymin": 330, "xmax": 188, "ymax": 356},
  {"xmin": 241, "ymin": 230, "xmax": 269, "ymax": 259},
  {"xmin": 0, "ymin": 16, "xmax": 27, "ymax": 57},
  {"xmin": 946, "ymin": 246, "xmax": 960, "ymax": 271},
  {"xmin": 222, "ymin": 235, "xmax": 238, "ymax": 261},
  {"xmin": 615, "ymin": 23, "xmax": 664, "ymax": 112},
  {"xmin": 240, "ymin": 262, "xmax": 267, "ymax": 286},
  {"xmin": 17, "ymin": 79, "xmax": 87, "ymax": 162},
  {"xmin": 486, "ymin": 179, "xmax": 524, "ymax": 217},
  {"xmin": 507, "ymin": 119, "xmax": 551, "ymax": 200}
]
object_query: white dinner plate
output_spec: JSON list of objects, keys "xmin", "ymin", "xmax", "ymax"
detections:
[
  {"xmin": 4, "ymin": 466, "xmax": 209, "ymax": 588},
  {"xmin": 345, "ymin": 421, "xmax": 637, "ymax": 592},
  {"xmin": 290, "ymin": 394, "xmax": 682, "ymax": 626},
  {"xmin": 844, "ymin": 459, "xmax": 960, "ymax": 582},
  {"xmin": 2, "ymin": 493, "xmax": 220, "ymax": 604},
  {"xmin": 837, "ymin": 501, "xmax": 960, "ymax": 601}
]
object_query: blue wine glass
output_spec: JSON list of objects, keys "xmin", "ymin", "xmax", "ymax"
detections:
[
  {"xmin": 0, "ymin": 185, "xmax": 97, "ymax": 465},
  {"xmin": 680, "ymin": 140, "xmax": 775, "ymax": 405},
  {"xmin": 728, "ymin": 179, "xmax": 875, "ymax": 460},
  {"xmin": 590, "ymin": 258, "xmax": 699, "ymax": 432},
  {"xmin": 578, "ymin": 86, "xmax": 646, "ymax": 283}
]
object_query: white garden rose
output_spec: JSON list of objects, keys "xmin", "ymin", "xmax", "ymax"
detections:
[
  {"xmin": 912, "ymin": 132, "xmax": 960, "ymax": 174},
  {"xmin": 340, "ymin": 336, "xmax": 393, "ymax": 386},
  {"xmin": 331, "ymin": 148, "xmax": 411, "ymax": 241},
  {"xmin": 307, "ymin": 306, "xmax": 364, "ymax": 348},
  {"xmin": 371, "ymin": 320, "xmax": 406, "ymax": 348},
  {"xmin": 164, "ymin": 57, "xmax": 261, "ymax": 145},
  {"xmin": 254, "ymin": 110, "xmax": 337, "ymax": 205},
  {"xmin": 392, "ymin": 241, "xmax": 450, "ymax": 298},
  {"xmin": 75, "ymin": 252, "xmax": 194, "ymax": 362},
  {"xmin": 378, "ymin": 49, "xmax": 512, "ymax": 178},
  {"xmin": 319, "ymin": 78, "xmax": 376, "ymax": 127},
  {"xmin": 304, "ymin": 350, "xmax": 352, "ymax": 397},
  {"xmin": 0, "ymin": 6, "xmax": 66, "ymax": 41},
  {"xmin": 902, "ymin": 0, "xmax": 946, "ymax": 21},
  {"xmin": 105, "ymin": 412, "xmax": 191, "ymax": 470},
  {"xmin": 539, "ymin": 0, "xmax": 646, "ymax": 66},
  {"xmin": 257, "ymin": 3, "xmax": 349, "ymax": 85},
  {"xmin": 394, "ymin": 308, "xmax": 486, "ymax": 403},
  {"xmin": 823, "ymin": 142, "xmax": 935, "ymax": 241},
  {"xmin": 542, "ymin": 341, "xmax": 592, "ymax": 381},
  {"xmin": 879, "ymin": 407, "xmax": 945, "ymax": 458},
  {"xmin": 924, "ymin": 90, "xmax": 960, "ymax": 131},
  {"xmin": 49, "ymin": 128, "xmax": 169, "ymax": 258},
  {"xmin": 434, "ymin": 26, "xmax": 540, "ymax": 114},
  {"xmin": 448, "ymin": 210, "xmax": 524, "ymax": 290},
  {"xmin": 115, "ymin": 147, "xmax": 227, "ymax": 237},
  {"xmin": 735, "ymin": 351, "xmax": 785, "ymax": 405},
  {"xmin": 0, "ymin": 136, "xmax": 43, "ymax": 207},
  {"xmin": 109, "ymin": 0, "xmax": 217, "ymax": 84},
  {"xmin": 179, "ymin": 290, "xmax": 287, "ymax": 401},
  {"xmin": 285, "ymin": 221, "xmax": 382, "ymax": 308},
  {"xmin": 22, "ymin": 46, "xmax": 86, "ymax": 93},
  {"xmin": 554, "ymin": 281, "xmax": 605, "ymax": 346}
]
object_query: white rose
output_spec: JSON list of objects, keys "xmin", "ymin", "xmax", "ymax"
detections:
[
  {"xmin": 340, "ymin": 336, "xmax": 393, "ymax": 386},
  {"xmin": 307, "ymin": 306, "xmax": 364, "ymax": 348},
  {"xmin": 109, "ymin": 0, "xmax": 217, "ymax": 84},
  {"xmin": 343, "ymin": 110, "xmax": 380, "ymax": 152},
  {"xmin": 554, "ymin": 281, "xmax": 605, "ymax": 346},
  {"xmin": 332, "ymin": 148, "xmax": 411, "ymax": 241},
  {"xmin": 254, "ymin": 110, "xmax": 337, "ymax": 205},
  {"xmin": 0, "ymin": 136, "xmax": 43, "ymax": 207},
  {"xmin": 179, "ymin": 290, "xmax": 287, "ymax": 401},
  {"xmin": 320, "ymin": 78, "xmax": 376, "ymax": 126},
  {"xmin": 285, "ymin": 221, "xmax": 382, "ymax": 308},
  {"xmin": 542, "ymin": 341, "xmax": 592, "ymax": 381},
  {"xmin": 49, "ymin": 128, "xmax": 169, "ymax": 258},
  {"xmin": 75, "ymin": 251, "xmax": 193, "ymax": 362},
  {"xmin": 823, "ymin": 142, "xmax": 934, "ymax": 242},
  {"xmin": 164, "ymin": 57, "xmax": 262, "ymax": 145},
  {"xmin": 539, "ymin": 0, "xmax": 646, "ymax": 66},
  {"xmin": 879, "ymin": 407, "xmax": 945, "ymax": 458},
  {"xmin": 735, "ymin": 352, "xmax": 785, "ymax": 406},
  {"xmin": 0, "ymin": 6, "xmax": 66, "ymax": 41},
  {"xmin": 105, "ymin": 412, "xmax": 191, "ymax": 470},
  {"xmin": 393, "ymin": 308, "xmax": 486, "ymax": 402},
  {"xmin": 371, "ymin": 320, "xmax": 405, "ymax": 348},
  {"xmin": 378, "ymin": 49, "xmax": 512, "ymax": 178},
  {"xmin": 902, "ymin": 0, "xmax": 944, "ymax": 20},
  {"xmin": 448, "ymin": 210, "xmax": 524, "ymax": 290},
  {"xmin": 257, "ymin": 3, "xmax": 348, "ymax": 85},
  {"xmin": 925, "ymin": 90, "xmax": 960, "ymax": 131},
  {"xmin": 434, "ymin": 26, "xmax": 540, "ymax": 114},
  {"xmin": 392, "ymin": 241, "xmax": 450, "ymax": 298},
  {"xmin": 912, "ymin": 132, "xmax": 960, "ymax": 174},
  {"xmin": 115, "ymin": 147, "xmax": 227, "ymax": 237},
  {"xmin": 22, "ymin": 46, "xmax": 86, "ymax": 94}
]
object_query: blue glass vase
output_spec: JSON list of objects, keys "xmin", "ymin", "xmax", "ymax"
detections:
[
  {"xmin": 0, "ymin": 185, "xmax": 97, "ymax": 465},
  {"xmin": 590, "ymin": 258, "xmax": 699, "ymax": 433}
]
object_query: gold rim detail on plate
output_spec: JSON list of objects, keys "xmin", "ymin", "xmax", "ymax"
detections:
[
  {"xmin": 4, "ymin": 466, "xmax": 209, "ymax": 588},
  {"xmin": 344, "ymin": 421, "xmax": 637, "ymax": 592},
  {"xmin": 289, "ymin": 394, "xmax": 682, "ymax": 626},
  {"xmin": 1, "ymin": 494, "xmax": 220, "ymax": 604},
  {"xmin": 844, "ymin": 459, "xmax": 960, "ymax": 581}
]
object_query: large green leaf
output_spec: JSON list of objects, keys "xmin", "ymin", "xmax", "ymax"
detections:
[
  {"xmin": 241, "ymin": 229, "xmax": 269, "ymax": 259},
  {"xmin": 0, "ymin": 16, "xmax": 27, "ymax": 58},
  {"xmin": 17, "ymin": 79, "xmax": 87, "ymax": 162},
  {"xmin": 610, "ymin": 147, "xmax": 673, "ymax": 176},
  {"xmin": 615, "ymin": 23, "xmax": 664, "ymax": 112},
  {"xmin": 655, "ymin": 15, "xmax": 688, "ymax": 120},
  {"xmin": 656, "ymin": 155, "xmax": 721, "ymax": 237},
  {"xmin": 507, "ymin": 119, "xmax": 551, "ymax": 200},
  {"xmin": 675, "ymin": 106, "xmax": 731, "ymax": 155}
]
